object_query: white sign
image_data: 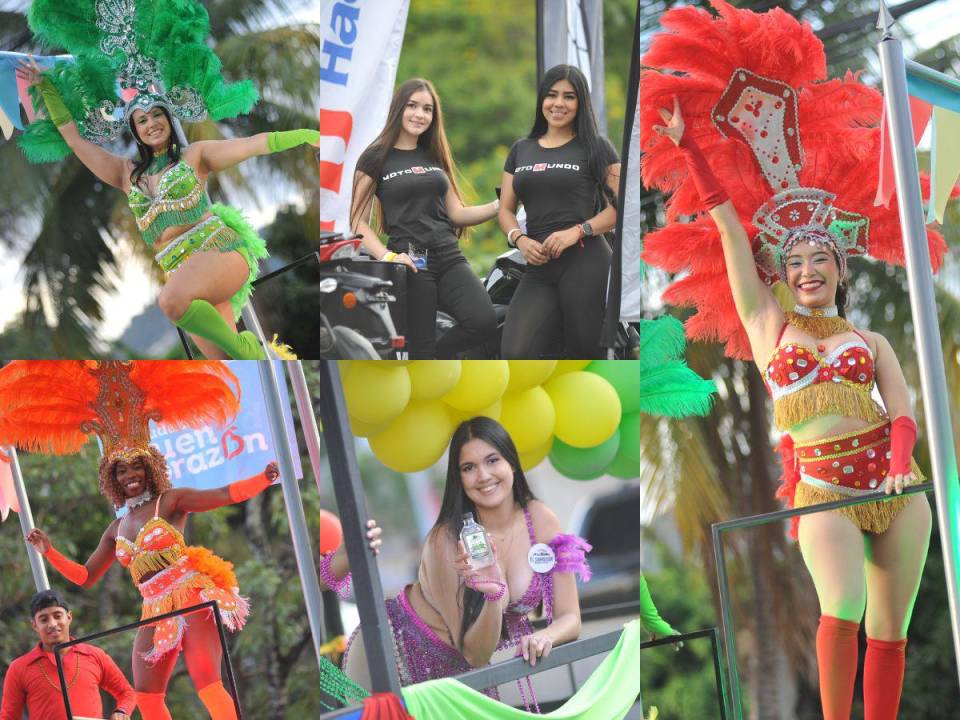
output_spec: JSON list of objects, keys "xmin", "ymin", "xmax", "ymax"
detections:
[
  {"xmin": 317, "ymin": 0, "xmax": 411, "ymax": 232},
  {"xmin": 528, "ymin": 543, "xmax": 557, "ymax": 573},
  {"xmin": 621, "ymin": 95, "xmax": 642, "ymax": 322}
]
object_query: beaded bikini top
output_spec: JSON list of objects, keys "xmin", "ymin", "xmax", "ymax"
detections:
[
  {"xmin": 765, "ymin": 321, "xmax": 883, "ymax": 431},
  {"xmin": 497, "ymin": 508, "xmax": 592, "ymax": 651},
  {"xmin": 115, "ymin": 495, "xmax": 185, "ymax": 584},
  {"xmin": 127, "ymin": 160, "xmax": 211, "ymax": 246}
]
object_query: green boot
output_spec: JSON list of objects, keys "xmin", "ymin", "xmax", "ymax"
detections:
[{"xmin": 175, "ymin": 299, "xmax": 265, "ymax": 359}]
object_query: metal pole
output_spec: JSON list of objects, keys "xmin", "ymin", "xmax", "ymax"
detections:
[
  {"xmin": 878, "ymin": 12, "xmax": 960, "ymax": 689},
  {"xmin": 241, "ymin": 304, "xmax": 270, "ymax": 354},
  {"xmin": 905, "ymin": 58, "xmax": 960, "ymax": 94},
  {"xmin": 7, "ymin": 446, "xmax": 50, "ymax": 592},
  {"xmin": 256, "ymin": 360, "xmax": 328, "ymax": 668},
  {"xmin": 287, "ymin": 361, "xmax": 326, "ymax": 497},
  {"xmin": 712, "ymin": 523, "xmax": 741, "ymax": 719},
  {"xmin": 312, "ymin": 361, "xmax": 401, "ymax": 695}
]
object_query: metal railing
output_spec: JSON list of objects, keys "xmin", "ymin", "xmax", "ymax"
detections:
[
  {"xmin": 318, "ymin": 625, "xmax": 728, "ymax": 719},
  {"xmin": 54, "ymin": 600, "xmax": 241, "ymax": 719},
  {"xmin": 711, "ymin": 482, "xmax": 935, "ymax": 719}
]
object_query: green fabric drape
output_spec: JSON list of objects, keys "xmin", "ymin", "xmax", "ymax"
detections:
[{"xmin": 401, "ymin": 619, "xmax": 642, "ymax": 719}]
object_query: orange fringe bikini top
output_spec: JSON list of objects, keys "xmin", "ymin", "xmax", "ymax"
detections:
[
  {"xmin": 765, "ymin": 320, "xmax": 885, "ymax": 431},
  {"xmin": 115, "ymin": 495, "xmax": 186, "ymax": 584}
]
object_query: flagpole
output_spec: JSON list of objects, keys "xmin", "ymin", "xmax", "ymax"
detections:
[
  {"xmin": 256, "ymin": 361, "xmax": 328, "ymax": 668},
  {"xmin": 7, "ymin": 446, "xmax": 50, "ymax": 592},
  {"xmin": 877, "ymin": 3, "xmax": 960, "ymax": 690}
]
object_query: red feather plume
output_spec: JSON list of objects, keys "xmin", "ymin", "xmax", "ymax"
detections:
[{"xmin": 640, "ymin": 0, "xmax": 947, "ymax": 359}]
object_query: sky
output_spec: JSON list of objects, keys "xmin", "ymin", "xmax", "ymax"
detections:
[{"xmin": 0, "ymin": 0, "xmax": 957, "ymax": 344}]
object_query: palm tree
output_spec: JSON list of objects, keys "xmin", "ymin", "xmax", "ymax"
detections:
[{"xmin": 0, "ymin": 0, "xmax": 325, "ymax": 357}]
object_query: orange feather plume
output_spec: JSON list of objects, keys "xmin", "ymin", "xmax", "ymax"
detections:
[{"xmin": 0, "ymin": 361, "xmax": 241, "ymax": 455}]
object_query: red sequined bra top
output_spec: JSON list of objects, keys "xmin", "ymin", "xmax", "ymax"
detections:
[{"xmin": 764, "ymin": 322, "xmax": 881, "ymax": 430}]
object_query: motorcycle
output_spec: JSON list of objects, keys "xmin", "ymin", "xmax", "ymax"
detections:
[
  {"xmin": 249, "ymin": 231, "xmax": 406, "ymax": 359},
  {"xmin": 437, "ymin": 247, "xmax": 641, "ymax": 359}
]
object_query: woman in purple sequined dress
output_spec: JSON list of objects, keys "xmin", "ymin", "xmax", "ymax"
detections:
[{"xmin": 341, "ymin": 416, "xmax": 591, "ymax": 705}]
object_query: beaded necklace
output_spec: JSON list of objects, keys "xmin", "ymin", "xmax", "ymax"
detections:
[{"xmin": 146, "ymin": 151, "xmax": 171, "ymax": 175}]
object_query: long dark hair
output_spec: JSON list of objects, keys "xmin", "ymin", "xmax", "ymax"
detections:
[
  {"xmin": 430, "ymin": 417, "xmax": 536, "ymax": 650},
  {"xmin": 528, "ymin": 64, "xmax": 616, "ymax": 209},
  {"xmin": 350, "ymin": 78, "xmax": 467, "ymax": 239},
  {"xmin": 129, "ymin": 106, "xmax": 184, "ymax": 189}
]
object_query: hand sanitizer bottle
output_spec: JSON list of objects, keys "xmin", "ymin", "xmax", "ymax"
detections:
[{"xmin": 460, "ymin": 512, "xmax": 494, "ymax": 569}]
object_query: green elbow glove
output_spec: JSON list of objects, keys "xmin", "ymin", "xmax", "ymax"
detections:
[
  {"xmin": 639, "ymin": 575, "xmax": 679, "ymax": 637},
  {"xmin": 267, "ymin": 129, "xmax": 320, "ymax": 153},
  {"xmin": 34, "ymin": 77, "xmax": 73, "ymax": 128}
]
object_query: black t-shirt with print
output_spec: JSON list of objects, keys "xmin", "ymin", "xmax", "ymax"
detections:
[
  {"xmin": 356, "ymin": 145, "xmax": 456, "ymax": 250},
  {"xmin": 504, "ymin": 135, "xmax": 619, "ymax": 241}
]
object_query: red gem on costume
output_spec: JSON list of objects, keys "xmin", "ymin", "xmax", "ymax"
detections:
[
  {"xmin": 781, "ymin": 181, "xmax": 789, "ymax": 188},
  {"xmin": 731, "ymin": 115, "xmax": 740, "ymax": 123},
  {"xmin": 817, "ymin": 344, "xmax": 826, "ymax": 352},
  {"xmin": 868, "ymin": 462, "xmax": 877, "ymax": 472},
  {"xmin": 772, "ymin": 156, "xmax": 779, "ymax": 164}
]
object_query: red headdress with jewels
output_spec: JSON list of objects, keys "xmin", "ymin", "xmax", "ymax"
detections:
[
  {"xmin": 639, "ymin": 0, "xmax": 947, "ymax": 360},
  {"xmin": 0, "ymin": 361, "xmax": 240, "ymax": 504}
]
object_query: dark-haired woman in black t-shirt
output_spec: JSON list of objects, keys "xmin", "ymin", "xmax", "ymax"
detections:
[
  {"xmin": 499, "ymin": 64, "xmax": 621, "ymax": 359},
  {"xmin": 350, "ymin": 78, "xmax": 498, "ymax": 359}
]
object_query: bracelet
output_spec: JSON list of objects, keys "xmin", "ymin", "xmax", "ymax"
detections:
[
  {"xmin": 506, "ymin": 228, "xmax": 521, "ymax": 247},
  {"xmin": 319, "ymin": 552, "xmax": 352, "ymax": 599},
  {"xmin": 464, "ymin": 576, "xmax": 506, "ymax": 602},
  {"xmin": 381, "ymin": 251, "xmax": 397, "ymax": 262}
]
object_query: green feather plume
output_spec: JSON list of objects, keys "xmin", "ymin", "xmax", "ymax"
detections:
[
  {"xmin": 17, "ymin": 120, "xmax": 72, "ymax": 163},
  {"xmin": 639, "ymin": 317, "xmax": 716, "ymax": 418}
]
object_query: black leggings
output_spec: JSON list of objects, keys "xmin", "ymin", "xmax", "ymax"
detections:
[
  {"xmin": 501, "ymin": 236, "xmax": 612, "ymax": 359},
  {"xmin": 395, "ymin": 242, "xmax": 497, "ymax": 359}
]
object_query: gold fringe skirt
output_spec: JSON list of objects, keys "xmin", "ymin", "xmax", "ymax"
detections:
[{"xmin": 792, "ymin": 422, "xmax": 924, "ymax": 534}]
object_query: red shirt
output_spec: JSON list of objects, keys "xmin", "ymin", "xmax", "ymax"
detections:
[{"xmin": 0, "ymin": 642, "xmax": 135, "ymax": 720}]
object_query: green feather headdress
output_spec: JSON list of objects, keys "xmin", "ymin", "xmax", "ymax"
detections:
[{"xmin": 19, "ymin": 0, "xmax": 258, "ymax": 162}]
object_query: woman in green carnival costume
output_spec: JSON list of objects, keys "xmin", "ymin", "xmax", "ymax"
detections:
[{"xmin": 15, "ymin": 0, "xmax": 319, "ymax": 359}]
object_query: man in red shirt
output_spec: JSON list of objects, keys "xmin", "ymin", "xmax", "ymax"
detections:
[{"xmin": 0, "ymin": 590, "xmax": 136, "ymax": 720}]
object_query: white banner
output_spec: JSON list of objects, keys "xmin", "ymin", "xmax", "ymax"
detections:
[
  {"xmin": 317, "ymin": 0, "xmax": 410, "ymax": 232},
  {"xmin": 621, "ymin": 97, "xmax": 642, "ymax": 321}
]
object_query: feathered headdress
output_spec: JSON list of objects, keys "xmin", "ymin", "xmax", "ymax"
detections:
[
  {"xmin": 0, "ymin": 361, "xmax": 240, "ymax": 503},
  {"xmin": 19, "ymin": 0, "xmax": 258, "ymax": 162},
  {"xmin": 639, "ymin": 0, "xmax": 947, "ymax": 359}
]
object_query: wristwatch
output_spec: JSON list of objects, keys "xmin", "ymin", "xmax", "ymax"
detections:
[{"xmin": 579, "ymin": 221, "xmax": 594, "ymax": 238}]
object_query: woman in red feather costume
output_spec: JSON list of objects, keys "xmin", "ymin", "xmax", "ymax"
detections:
[{"xmin": 639, "ymin": 3, "xmax": 946, "ymax": 719}]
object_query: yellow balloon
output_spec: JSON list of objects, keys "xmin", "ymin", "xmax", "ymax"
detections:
[
  {"xmin": 549, "ymin": 360, "xmax": 592, "ymax": 378},
  {"xmin": 369, "ymin": 400, "xmax": 453, "ymax": 472},
  {"xmin": 519, "ymin": 438, "xmax": 554, "ymax": 471},
  {"xmin": 408, "ymin": 360, "xmax": 462, "ymax": 400},
  {"xmin": 442, "ymin": 360, "xmax": 510, "ymax": 411},
  {"xmin": 545, "ymin": 371, "xmax": 622, "ymax": 448},
  {"xmin": 505, "ymin": 360, "xmax": 557, "ymax": 392},
  {"xmin": 448, "ymin": 399, "xmax": 502, "ymax": 426},
  {"xmin": 343, "ymin": 362, "xmax": 411, "ymax": 425},
  {"xmin": 349, "ymin": 413, "xmax": 390, "ymax": 438},
  {"xmin": 499, "ymin": 387, "xmax": 556, "ymax": 453}
]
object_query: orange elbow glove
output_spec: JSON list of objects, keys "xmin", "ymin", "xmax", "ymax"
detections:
[
  {"xmin": 227, "ymin": 471, "xmax": 273, "ymax": 503},
  {"xmin": 44, "ymin": 545, "xmax": 88, "ymax": 585}
]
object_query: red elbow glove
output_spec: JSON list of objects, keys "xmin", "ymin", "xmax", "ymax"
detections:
[
  {"xmin": 678, "ymin": 133, "xmax": 729, "ymax": 211},
  {"xmin": 227, "ymin": 471, "xmax": 274, "ymax": 503},
  {"xmin": 888, "ymin": 416, "xmax": 917, "ymax": 477},
  {"xmin": 44, "ymin": 546, "xmax": 88, "ymax": 586}
]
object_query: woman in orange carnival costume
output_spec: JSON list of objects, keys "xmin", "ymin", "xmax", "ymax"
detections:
[
  {"xmin": 639, "ymin": 3, "xmax": 947, "ymax": 719},
  {"xmin": 0, "ymin": 361, "xmax": 273, "ymax": 720}
]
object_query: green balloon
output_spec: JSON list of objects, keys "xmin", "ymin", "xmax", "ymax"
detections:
[
  {"xmin": 606, "ymin": 446, "xmax": 640, "ymax": 479},
  {"xmin": 586, "ymin": 361, "xmax": 641, "ymax": 414},
  {"xmin": 549, "ymin": 430, "xmax": 621, "ymax": 481},
  {"xmin": 617, "ymin": 412, "xmax": 641, "ymax": 466}
]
